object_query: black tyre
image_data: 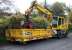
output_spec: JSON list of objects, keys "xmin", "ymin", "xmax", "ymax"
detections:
[{"xmin": 57, "ymin": 30, "xmax": 68, "ymax": 39}]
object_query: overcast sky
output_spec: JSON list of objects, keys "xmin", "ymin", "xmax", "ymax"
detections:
[{"xmin": 13, "ymin": 0, "xmax": 72, "ymax": 13}]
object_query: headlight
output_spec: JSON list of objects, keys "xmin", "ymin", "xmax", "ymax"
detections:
[{"xmin": 53, "ymin": 30, "xmax": 57, "ymax": 34}]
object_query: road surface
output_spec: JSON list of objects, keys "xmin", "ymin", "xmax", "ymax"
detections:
[{"xmin": 0, "ymin": 33, "xmax": 72, "ymax": 50}]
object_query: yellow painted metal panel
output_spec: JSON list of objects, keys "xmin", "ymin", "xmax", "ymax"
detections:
[{"xmin": 6, "ymin": 29, "xmax": 54, "ymax": 41}]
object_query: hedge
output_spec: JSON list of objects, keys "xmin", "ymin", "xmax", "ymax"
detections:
[{"xmin": 68, "ymin": 24, "xmax": 72, "ymax": 32}]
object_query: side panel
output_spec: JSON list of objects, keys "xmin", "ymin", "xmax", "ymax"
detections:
[{"xmin": 6, "ymin": 29, "xmax": 54, "ymax": 42}]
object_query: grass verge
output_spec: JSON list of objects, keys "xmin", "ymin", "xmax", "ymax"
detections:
[{"xmin": 0, "ymin": 37, "xmax": 8, "ymax": 44}]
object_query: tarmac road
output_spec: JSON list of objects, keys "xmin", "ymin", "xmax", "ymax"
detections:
[{"xmin": 0, "ymin": 33, "xmax": 72, "ymax": 50}]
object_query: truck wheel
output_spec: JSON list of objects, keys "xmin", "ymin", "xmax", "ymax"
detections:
[
  {"xmin": 63, "ymin": 31, "xmax": 68, "ymax": 38},
  {"xmin": 57, "ymin": 30, "xmax": 68, "ymax": 39}
]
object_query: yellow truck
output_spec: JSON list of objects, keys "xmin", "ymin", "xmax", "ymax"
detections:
[{"xmin": 5, "ymin": 1, "xmax": 69, "ymax": 43}]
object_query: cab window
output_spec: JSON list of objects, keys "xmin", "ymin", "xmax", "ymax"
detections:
[{"xmin": 58, "ymin": 18, "xmax": 64, "ymax": 25}]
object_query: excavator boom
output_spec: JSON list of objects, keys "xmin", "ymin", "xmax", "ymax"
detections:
[
  {"xmin": 25, "ymin": 1, "xmax": 53, "ymax": 16},
  {"xmin": 35, "ymin": 3, "xmax": 52, "ymax": 15}
]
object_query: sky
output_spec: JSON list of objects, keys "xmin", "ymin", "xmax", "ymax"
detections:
[{"xmin": 13, "ymin": 0, "xmax": 72, "ymax": 13}]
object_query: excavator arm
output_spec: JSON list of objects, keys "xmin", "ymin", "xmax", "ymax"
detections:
[
  {"xmin": 35, "ymin": 3, "xmax": 52, "ymax": 15},
  {"xmin": 25, "ymin": 0, "xmax": 53, "ymax": 16}
]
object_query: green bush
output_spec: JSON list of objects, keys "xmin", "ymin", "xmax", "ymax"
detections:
[
  {"xmin": 68, "ymin": 24, "xmax": 72, "ymax": 32},
  {"xmin": 0, "ymin": 17, "xmax": 10, "ymax": 27},
  {"xmin": 0, "ymin": 36, "xmax": 7, "ymax": 44},
  {"xmin": 32, "ymin": 16, "xmax": 48, "ymax": 29}
]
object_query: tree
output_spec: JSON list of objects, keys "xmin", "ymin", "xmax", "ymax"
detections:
[
  {"xmin": 0, "ymin": 0, "xmax": 14, "ymax": 36},
  {"xmin": 51, "ymin": 2, "xmax": 66, "ymax": 16},
  {"xmin": 68, "ymin": 8, "xmax": 72, "ymax": 22},
  {"xmin": 68, "ymin": 8, "xmax": 72, "ymax": 23},
  {"xmin": 0, "ymin": 0, "xmax": 14, "ymax": 16},
  {"xmin": 0, "ymin": 17, "xmax": 10, "ymax": 37}
]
